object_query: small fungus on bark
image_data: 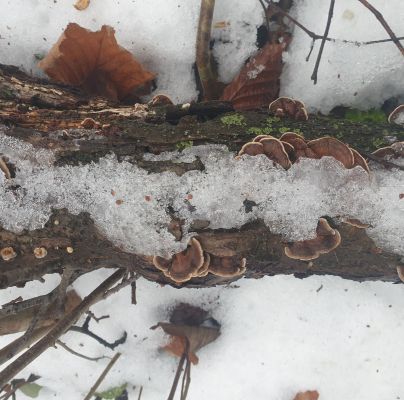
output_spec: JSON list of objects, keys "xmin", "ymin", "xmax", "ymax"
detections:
[
  {"xmin": 268, "ymin": 97, "xmax": 308, "ymax": 121},
  {"xmin": 1, "ymin": 247, "xmax": 17, "ymax": 261},
  {"xmin": 148, "ymin": 94, "xmax": 173, "ymax": 106},
  {"xmin": 284, "ymin": 218, "xmax": 341, "ymax": 261},
  {"xmin": 153, "ymin": 238, "xmax": 206, "ymax": 283},
  {"xmin": 207, "ymin": 255, "xmax": 247, "ymax": 277},
  {"xmin": 33, "ymin": 247, "xmax": 48, "ymax": 259}
]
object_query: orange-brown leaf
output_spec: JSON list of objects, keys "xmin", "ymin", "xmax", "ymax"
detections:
[
  {"xmin": 293, "ymin": 390, "xmax": 320, "ymax": 400},
  {"xmin": 39, "ymin": 23, "xmax": 155, "ymax": 101},
  {"xmin": 220, "ymin": 42, "xmax": 284, "ymax": 110},
  {"xmin": 74, "ymin": 0, "xmax": 90, "ymax": 10}
]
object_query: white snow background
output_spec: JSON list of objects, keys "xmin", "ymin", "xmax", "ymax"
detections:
[{"xmin": 1, "ymin": 0, "xmax": 404, "ymax": 399}]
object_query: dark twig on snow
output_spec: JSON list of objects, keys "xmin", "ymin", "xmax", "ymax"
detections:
[
  {"xmin": 257, "ymin": 0, "xmax": 270, "ymax": 38},
  {"xmin": 311, "ymin": 0, "xmax": 335, "ymax": 84},
  {"xmin": 357, "ymin": 0, "xmax": 404, "ymax": 56},
  {"xmin": 69, "ymin": 315, "xmax": 127, "ymax": 350},
  {"xmin": 137, "ymin": 386, "xmax": 143, "ymax": 400},
  {"xmin": 0, "ymin": 269, "xmax": 126, "ymax": 388},
  {"xmin": 83, "ymin": 352, "xmax": 121, "ymax": 400},
  {"xmin": 167, "ymin": 339, "xmax": 191, "ymax": 400},
  {"xmin": 55, "ymin": 340, "xmax": 110, "ymax": 362},
  {"xmin": 266, "ymin": 1, "xmax": 404, "ymax": 56}
]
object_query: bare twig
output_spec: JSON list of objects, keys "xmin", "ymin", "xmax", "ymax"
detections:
[
  {"xmin": 357, "ymin": 0, "xmax": 404, "ymax": 56},
  {"xmin": 83, "ymin": 352, "xmax": 121, "ymax": 400},
  {"xmin": 257, "ymin": 0, "xmax": 270, "ymax": 38},
  {"xmin": 137, "ymin": 386, "xmax": 143, "ymax": 400},
  {"xmin": 55, "ymin": 340, "xmax": 110, "ymax": 362},
  {"xmin": 167, "ymin": 339, "xmax": 190, "ymax": 400},
  {"xmin": 0, "ymin": 269, "xmax": 126, "ymax": 388},
  {"xmin": 180, "ymin": 358, "xmax": 191, "ymax": 400},
  {"xmin": 311, "ymin": 0, "xmax": 335, "ymax": 84},
  {"xmin": 196, "ymin": 0, "xmax": 221, "ymax": 100}
]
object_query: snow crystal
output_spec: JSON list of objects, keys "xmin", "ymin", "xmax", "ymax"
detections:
[
  {"xmin": 1, "ymin": 129, "xmax": 404, "ymax": 257},
  {"xmin": 281, "ymin": 0, "xmax": 404, "ymax": 113}
]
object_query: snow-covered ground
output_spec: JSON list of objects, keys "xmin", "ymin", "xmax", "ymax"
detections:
[
  {"xmin": 1, "ymin": 0, "xmax": 404, "ymax": 399},
  {"xmin": 1, "ymin": 270, "xmax": 404, "ymax": 400}
]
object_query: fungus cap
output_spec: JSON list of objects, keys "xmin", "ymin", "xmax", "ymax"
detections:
[
  {"xmin": 208, "ymin": 255, "xmax": 246, "ymax": 277},
  {"xmin": 388, "ymin": 105, "xmax": 404, "ymax": 125},
  {"xmin": 268, "ymin": 97, "xmax": 308, "ymax": 121},
  {"xmin": 1, "ymin": 247, "xmax": 16, "ymax": 261},
  {"xmin": 307, "ymin": 137, "xmax": 355, "ymax": 168},
  {"xmin": 153, "ymin": 238, "xmax": 205, "ymax": 283},
  {"xmin": 284, "ymin": 218, "xmax": 341, "ymax": 261}
]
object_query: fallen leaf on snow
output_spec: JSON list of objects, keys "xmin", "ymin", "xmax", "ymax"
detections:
[
  {"xmin": 293, "ymin": 390, "xmax": 320, "ymax": 400},
  {"xmin": 220, "ymin": 42, "xmax": 285, "ymax": 110},
  {"xmin": 39, "ymin": 23, "xmax": 155, "ymax": 101},
  {"xmin": 74, "ymin": 0, "xmax": 90, "ymax": 10}
]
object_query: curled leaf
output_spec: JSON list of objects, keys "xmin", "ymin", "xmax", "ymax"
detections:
[
  {"xmin": 220, "ymin": 43, "xmax": 285, "ymax": 110},
  {"xmin": 39, "ymin": 23, "xmax": 155, "ymax": 101},
  {"xmin": 293, "ymin": 390, "xmax": 320, "ymax": 400}
]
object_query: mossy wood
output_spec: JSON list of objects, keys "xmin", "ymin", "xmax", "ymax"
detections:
[{"xmin": 0, "ymin": 64, "xmax": 403, "ymax": 290}]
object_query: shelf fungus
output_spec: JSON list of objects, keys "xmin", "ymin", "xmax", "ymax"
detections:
[
  {"xmin": 388, "ymin": 105, "xmax": 404, "ymax": 125},
  {"xmin": 268, "ymin": 97, "xmax": 308, "ymax": 121},
  {"xmin": 153, "ymin": 238, "xmax": 246, "ymax": 283},
  {"xmin": 208, "ymin": 255, "xmax": 247, "ymax": 277},
  {"xmin": 284, "ymin": 218, "xmax": 341, "ymax": 261},
  {"xmin": 371, "ymin": 141, "xmax": 404, "ymax": 160},
  {"xmin": 238, "ymin": 135, "xmax": 292, "ymax": 169},
  {"xmin": 153, "ymin": 238, "xmax": 210, "ymax": 283},
  {"xmin": 239, "ymin": 133, "xmax": 370, "ymax": 173}
]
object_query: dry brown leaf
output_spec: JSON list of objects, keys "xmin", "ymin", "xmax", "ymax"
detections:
[
  {"xmin": 39, "ymin": 23, "xmax": 155, "ymax": 101},
  {"xmin": 293, "ymin": 390, "xmax": 320, "ymax": 400},
  {"xmin": 154, "ymin": 322, "xmax": 220, "ymax": 365},
  {"xmin": 74, "ymin": 0, "xmax": 90, "ymax": 10},
  {"xmin": 220, "ymin": 42, "xmax": 285, "ymax": 110}
]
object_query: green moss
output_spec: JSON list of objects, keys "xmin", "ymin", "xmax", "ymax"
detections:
[
  {"xmin": 247, "ymin": 126, "xmax": 273, "ymax": 135},
  {"xmin": 345, "ymin": 108, "xmax": 386, "ymax": 123},
  {"xmin": 220, "ymin": 113, "xmax": 246, "ymax": 126},
  {"xmin": 278, "ymin": 127, "xmax": 302, "ymax": 135},
  {"xmin": 372, "ymin": 137, "xmax": 385, "ymax": 148},
  {"xmin": 176, "ymin": 140, "xmax": 193, "ymax": 151}
]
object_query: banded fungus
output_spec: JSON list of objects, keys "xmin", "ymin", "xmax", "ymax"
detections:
[
  {"xmin": 388, "ymin": 105, "xmax": 404, "ymax": 125},
  {"xmin": 148, "ymin": 94, "xmax": 173, "ymax": 106},
  {"xmin": 284, "ymin": 218, "xmax": 341, "ymax": 261},
  {"xmin": 1, "ymin": 247, "xmax": 16, "ymax": 261},
  {"xmin": 342, "ymin": 217, "xmax": 370, "ymax": 229},
  {"xmin": 397, "ymin": 266, "xmax": 404, "ymax": 283},
  {"xmin": 238, "ymin": 135, "xmax": 292, "ymax": 169},
  {"xmin": 153, "ymin": 238, "xmax": 210, "ymax": 283},
  {"xmin": 207, "ymin": 255, "xmax": 247, "ymax": 277},
  {"xmin": 268, "ymin": 97, "xmax": 308, "ymax": 121}
]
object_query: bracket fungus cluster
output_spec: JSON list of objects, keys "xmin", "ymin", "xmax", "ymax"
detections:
[
  {"xmin": 153, "ymin": 238, "xmax": 246, "ymax": 284},
  {"xmin": 371, "ymin": 141, "xmax": 404, "ymax": 160},
  {"xmin": 284, "ymin": 218, "xmax": 341, "ymax": 261},
  {"xmin": 239, "ymin": 132, "xmax": 370, "ymax": 173},
  {"xmin": 268, "ymin": 97, "xmax": 308, "ymax": 121}
]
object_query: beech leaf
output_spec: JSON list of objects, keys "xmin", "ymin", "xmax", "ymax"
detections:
[
  {"xmin": 293, "ymin": 390, "xmax": 320, "ymax": 400},
  {"xmin": 39, "ymin": 23, "xmax": 155, "ymax": 101},
  {"xmin": 18, "ymin": 383, "xmax": 43, "ymax": 398},
  {"xmin": 220, "ymin": 42, "xmax": 285, "ymax": 110}
]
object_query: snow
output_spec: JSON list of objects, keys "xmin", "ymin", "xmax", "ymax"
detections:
[
  {"xmin": 1, "ymin": 131, "xmax": 404, "ymax": 257},
  {"xmin": 280, "ymin": 0, "xmax": 404, "ymax": 113},
  {"xmin": 1, "ymin": 270, "xmax": 404, "ymax": 400},
  {"xmin": 1, "ymin": 1, "xmax": 404, "ymax": 399}
]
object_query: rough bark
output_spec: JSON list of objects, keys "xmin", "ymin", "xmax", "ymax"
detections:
[{"xmin": 0, "ymin": 64, "xmax": 404, "ymax": 290}]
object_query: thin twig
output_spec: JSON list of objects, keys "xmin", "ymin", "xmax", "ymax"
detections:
[
  {"xmin": 0, "ymin": 269, "xmax": 126, "ymax": 388},
  {"xmin": 196, "ymin": 0, "xmax": 220, "ymax": 100},
  {"xmin": 311, "ymin": 0, "xmax": 335, "ymax": 84},
  {"xmin": 257, "ymin": 0, "xmax": 270, "ymax": 39},
  {"xmin": 267, "ymin": 1, "xmax": 404, "ymax": 47},
  {"xmin": 180, "ymin": 358, "xmax": 191, "ymax": 400},
  {"xmin": 83, "ymin": 352, "xmax": 121, "ymax": 400},
  {"xmin": 357, "ymin": 0, "xmax": 404, "ymax": 56},
  {"xmin": 137, "ymin": 386, "xmax": 143, "ymax": 400},
  {"xmin": 167, "ymin": 339, "xmax": 190, "ymax": 400},
  {"xmin": 55, "ymin": 340, "xmax": 110, "ymax": 362}
]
